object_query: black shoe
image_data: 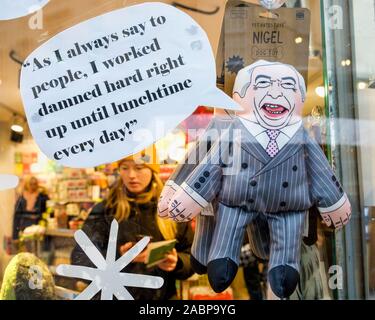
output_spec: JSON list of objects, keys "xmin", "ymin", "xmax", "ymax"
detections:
[
  {"xmin": 190, "ymin": 255, "xmax": 207, "ymax": 274},
  {"xmin": 207, "ymin": 258, "xmax": 238, "ymax": 293},
  {"xmin": 268, "ymin": 265, "xmax": 299, "ymax": 299}
]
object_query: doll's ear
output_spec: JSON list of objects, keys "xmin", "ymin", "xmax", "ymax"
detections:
[
  {"xmin": 232, "ymin": 91, "xmax": 252, "ymax": 117},
  {"xmin": 232, "ymin": 92, "xmax": 242, "ymax": 104}
]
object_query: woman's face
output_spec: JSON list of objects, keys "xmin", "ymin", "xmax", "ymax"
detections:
[
  {"xmin": 28, "ymin": 177, "xmax": 39, "ymax": 192},
  {"xmin": 119, "ymin": 160, "xmax": 153, "ymax": 194}
]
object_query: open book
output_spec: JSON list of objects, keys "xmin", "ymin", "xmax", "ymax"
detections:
[{"xmin": 144, "ymin": 239, "xmax": 177, "ymax": 268}]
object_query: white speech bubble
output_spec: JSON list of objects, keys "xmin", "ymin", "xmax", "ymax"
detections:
[
  {"xmin": 0, "ymin": 0, "xmax": 49, "ymax": 20},
  {"xmin": 0, "ymin": 174, "xmax": 19, "ymax": 191},
  {"xmin": 20, "ymin": 2, "xmax": 241, "ymax": 168}
]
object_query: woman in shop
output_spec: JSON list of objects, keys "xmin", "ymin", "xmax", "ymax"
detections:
[
  {"xmin": 12, "ymin": 176, "xmax": 49, "ymax": 239},
  {"xmin": 71, "ymin": 149, "xmax": 194, "ymax": 300}
]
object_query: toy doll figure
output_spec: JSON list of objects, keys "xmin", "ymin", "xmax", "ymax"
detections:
[
  {"xmin": 159, "ymin": 60, "xmax": 352, "ymax": 299},
  {"xmin": 158, "ymin": 110, "xmax": 234, "ymax": 277}
]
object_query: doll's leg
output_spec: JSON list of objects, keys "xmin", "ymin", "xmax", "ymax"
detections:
[
  {"xmin": 246, "ymin": 214, "xmax": 270, "ymax": 261},
  {"xmin": 265, "ymin": 211, "xmax": 306, "ymax": 299},
  {"xmin": 207, "ymin": 203, "xmax": 256, "ymax": 292},
  {"xmin": 190, "ymin": 213, "xmax": 215, "ymax": 274}
]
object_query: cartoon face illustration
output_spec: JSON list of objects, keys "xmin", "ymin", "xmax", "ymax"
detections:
[{"xmin": 233, "ymin": 61, "xmax": 306, "ymax": 130}]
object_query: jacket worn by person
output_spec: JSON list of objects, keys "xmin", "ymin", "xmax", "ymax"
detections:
[
  {"xmin": 71, "ymin": 199, "xmax": 194, "ymax": 300},
  {"xmin": 13, "ymin": 192, "xmax": 49, "ymax": 239}
]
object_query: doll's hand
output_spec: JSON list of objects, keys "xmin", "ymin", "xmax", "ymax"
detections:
[
  {"xmin": 320, "ymin": 197, "xmax": 352, "ymax": 230},
  {"xmin": 158, "ymin": 182, "xmax": 181, "ymax": 218},
  {"xmin": 168, "ymin": 188, "xmax": 203, "ymax": 222}
]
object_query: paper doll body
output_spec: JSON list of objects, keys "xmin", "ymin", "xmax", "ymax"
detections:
[{"xmin": 159, "ymin": 60, "xmax": 351, "ymax": 298}]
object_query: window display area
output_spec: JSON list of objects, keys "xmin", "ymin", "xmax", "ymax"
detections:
[{"xmin": 0, "ymin": 0, "xmax": 373, "ymax": 307}]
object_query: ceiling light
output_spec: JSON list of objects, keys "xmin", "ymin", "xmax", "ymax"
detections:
[
  {"xmin": 11, "ymin": 124, "xmax": 23, "ymax": 133},
  {"xmin": 357, "ymin": 82, "xmax": 367, "ymax": 90},
  {"xmin": 315, "ymin": 86, "xmax": 326, "ymax": 98},
  {"xmin": 295, "ymin": 37, "xmax": 303, "ymax": 44},
  {"xmin": 10, "ymin": 115, "xmax": 24, "ymax": 133}
]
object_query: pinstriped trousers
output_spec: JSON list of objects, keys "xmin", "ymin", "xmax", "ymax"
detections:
[{"xmin": 192, "ymin": 202, "xmax": 306, "ymax": 272}]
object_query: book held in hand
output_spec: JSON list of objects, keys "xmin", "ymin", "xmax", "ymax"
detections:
[{"xmin": 144, "ymin": 239, "xmax": 177, "ymax": 268}]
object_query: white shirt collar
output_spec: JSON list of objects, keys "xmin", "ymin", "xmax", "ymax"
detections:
[
  {"xmin": 280, "ymin": 120, "xmax": 303, "ymax": 138},
  {"xmin": 238, "ymin": 116, "xmax": 302, "ymax": 139}
]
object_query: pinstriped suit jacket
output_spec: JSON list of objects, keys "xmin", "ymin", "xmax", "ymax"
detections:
[
  {"xmin": 169, "ymin": 116, "xmax": 234, "ymax": 185},
  {"xmin": 184, "ymin": 118, "xmax": 344, "ymax": 214}
]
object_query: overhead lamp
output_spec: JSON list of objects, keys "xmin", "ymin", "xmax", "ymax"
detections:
[
  {"xmin": 10, "ymin": 114, "xmax": 24, "ymax": 133},
  {"xmin": 10, "ymin": 114, "xmax": 24, "ymax": 143},
  {"xmin": 357, "ymin": 82, "xmax": 367, "ymax": 90},
  {"xmin": 315, "ymin": 86, "xmax": 326, "ymax": 98}
]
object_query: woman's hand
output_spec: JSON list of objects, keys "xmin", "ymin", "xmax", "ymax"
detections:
[
  {"xmin": 157, "ymin": 248, "xmax": 178, "ymax": 272},
  {"xmin": 119, "ymin": 242, "xmax": 148, "ymax": 263}
]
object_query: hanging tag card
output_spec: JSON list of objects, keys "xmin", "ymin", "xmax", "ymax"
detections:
[{"xmin": 224, "ymin": 1, "xmax": 310, "ymax": 94}]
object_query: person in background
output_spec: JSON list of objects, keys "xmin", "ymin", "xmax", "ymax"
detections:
[
  {"xmin": 12, "ymin": 176, "xmax": 49, "ymax": 239},
  {"xmin": 71, "ymin": 149, "xmax": 194, "ymax": 300}
]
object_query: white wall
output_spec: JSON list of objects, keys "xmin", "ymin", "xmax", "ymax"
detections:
[{"xmin": 0, "ymin": 121, "xmax": 17, "ymax": 279}]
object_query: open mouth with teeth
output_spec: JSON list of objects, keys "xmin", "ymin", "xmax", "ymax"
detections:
[{"xmin": 261, "ymin": 103, "xmax": 289, "ymax": 119}]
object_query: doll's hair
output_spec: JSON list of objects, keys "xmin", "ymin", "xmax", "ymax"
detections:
[{"xmin": 233, "ymin": 60, "xmax": 307, "ymax": 102}]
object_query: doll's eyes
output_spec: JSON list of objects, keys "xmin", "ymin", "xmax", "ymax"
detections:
[
  {"xmin": 281, "ymin": 82, "xmax": 296, "ymax": 90},
  {"xmin": 255, "ymin": 81, "xmax": 272, "ymax": 88}
]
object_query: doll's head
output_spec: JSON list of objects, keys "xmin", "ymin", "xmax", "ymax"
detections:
[{"xmin": 233, "ymin": 60, "xmax": 306, "ymax": 130}]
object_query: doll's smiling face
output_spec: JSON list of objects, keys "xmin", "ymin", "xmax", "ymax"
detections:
[
  {"xmin": 252, "ymin": 65, "xmax": 303, "ymax": 129},
  {"xmin": 236, "ymin": 64, "xmax": 304, "ymax": 130}
]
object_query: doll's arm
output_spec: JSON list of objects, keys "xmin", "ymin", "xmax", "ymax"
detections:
[
  {"xmin": 305, "ymin": 135, "xmax": 352, "ymax": 229},
  {"xmin": 158, "ymin": 116, "xmax": 232, "ymax": 217},
  {"xmin": 167, "ymin": 129, "xmax": 231, "ymax": 222}
]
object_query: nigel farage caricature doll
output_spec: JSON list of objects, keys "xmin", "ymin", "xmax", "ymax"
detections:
[{"xmin": 158, "ymin": 60, "xmax": 352, "ymax": 299}]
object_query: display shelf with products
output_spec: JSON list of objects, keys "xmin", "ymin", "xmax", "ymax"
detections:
[
  {"xmin": 45, "ymin": 228, "xmax": 76, "ymax": 238},
  {"xmin": 178, "ymin": 274, "xmax": 234, "ymax": 300}
]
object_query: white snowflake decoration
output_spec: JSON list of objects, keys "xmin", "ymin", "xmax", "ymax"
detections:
[{"xmin": 56, "ymin": 219, "xmax": 164, "ymax": 300}]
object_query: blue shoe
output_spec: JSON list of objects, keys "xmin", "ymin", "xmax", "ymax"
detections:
[{"xmin": 207, "ymin": 258, "xmax": 238, "ymax": 293}]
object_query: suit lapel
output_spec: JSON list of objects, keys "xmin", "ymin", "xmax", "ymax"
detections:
[
  {"xmin": 234, "ymin": 118, "xmax": 270, "ymax": 164},
  {"xmin": 253, "ymin": 126, "xmax": 305, "ymax": 177}
]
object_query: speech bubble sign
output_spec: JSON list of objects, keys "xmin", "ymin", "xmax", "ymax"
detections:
[
  {"xmin": 0, "ymin": 0, "xmax": 49, "ymax": 20},
  {"xmin": 0, "ymin": 175, "xmax": 19, "ymax": 191},
  {"xmin": 20, "ymin": 2, "xmax": 241, "ymax": 168}
]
